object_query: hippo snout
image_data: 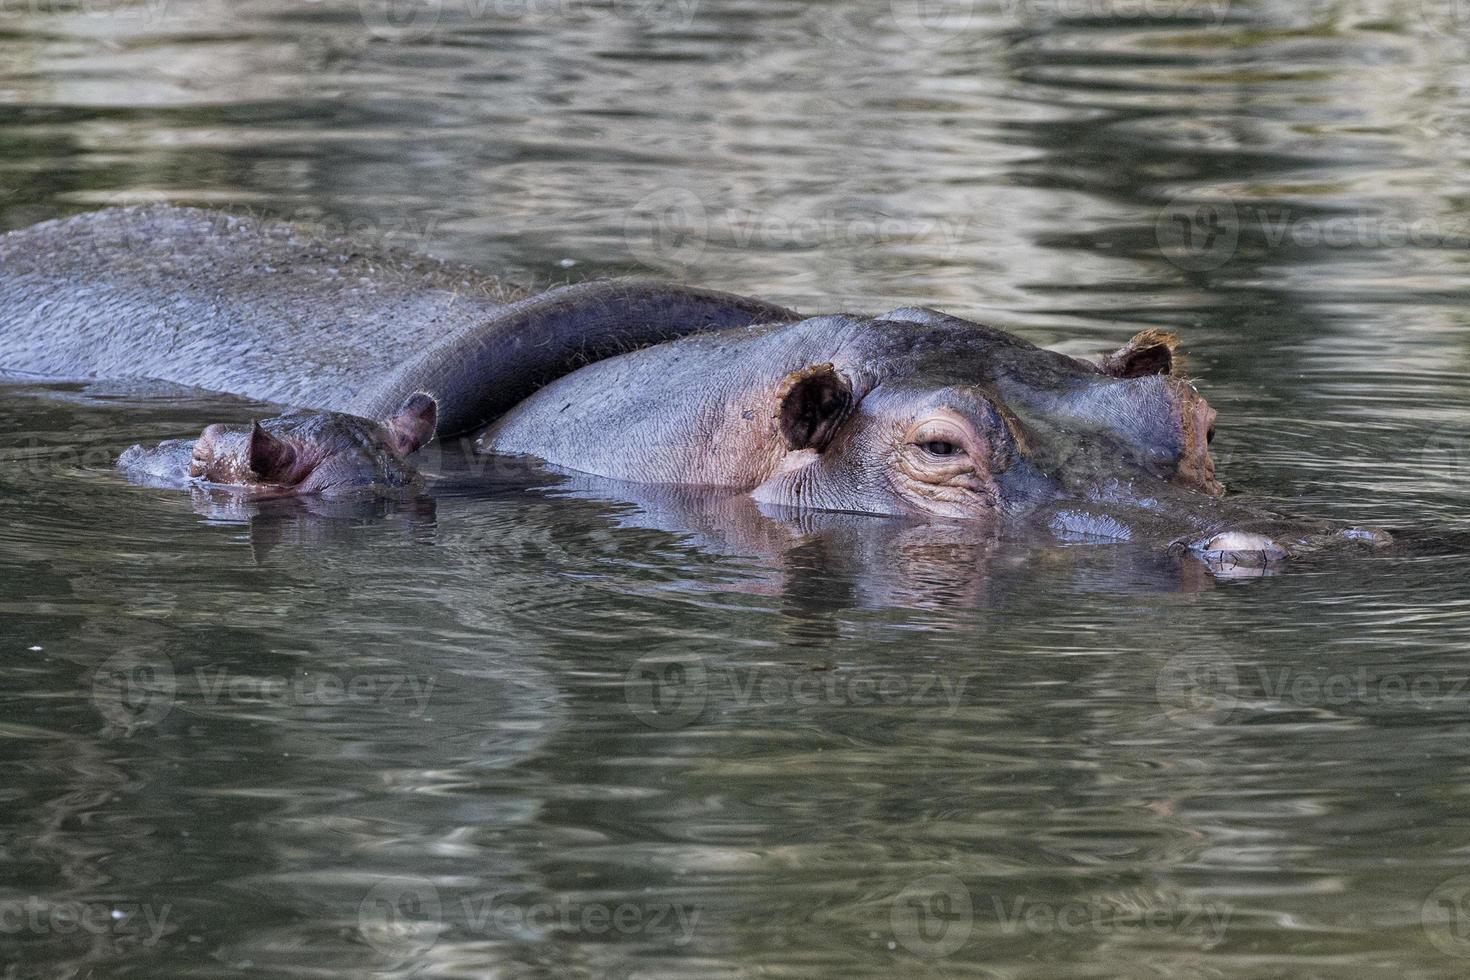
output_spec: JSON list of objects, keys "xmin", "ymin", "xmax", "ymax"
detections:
[
  {"xmin": 1184, "ymin": 530, "xmax": 1290, "ymax": 569},
  {"xmin": 1176, "ymin": 524, "xmax": 1392, "ymax": 570}
]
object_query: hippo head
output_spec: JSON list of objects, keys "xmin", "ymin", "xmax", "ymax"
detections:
[
  {"xmin": 739, "ymin": 309, "xmax": 1387, "ymax": 566},
  {"xmin": 118, "ymin": 393, "xmax": 438, "ymax": 496}
]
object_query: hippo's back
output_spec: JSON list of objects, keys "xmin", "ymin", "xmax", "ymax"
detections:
[{"xmin": 0, "ymin": 206, "xmax": 514, "ymax": 410}]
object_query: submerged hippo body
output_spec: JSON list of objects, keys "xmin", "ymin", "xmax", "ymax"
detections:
[
  {"xmin": 0, "ymin": 206, "xmax": 1385, "ymax": 563},
  {"xmin": 0, "ymin": 206, "xmax": 796, "ymax": 493}
]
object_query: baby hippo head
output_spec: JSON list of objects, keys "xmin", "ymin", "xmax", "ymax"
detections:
[{"xmin": 121, "ymin": 393, "xmax": 438, "ymax": 496}]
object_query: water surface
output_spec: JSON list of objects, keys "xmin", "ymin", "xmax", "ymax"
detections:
[{"xmin": 4, "ymin": 0, "xmax": 1470, "ymax": 976}]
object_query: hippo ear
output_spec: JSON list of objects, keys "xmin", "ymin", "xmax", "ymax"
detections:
[
  {"xmin": 248, "ymin": 422, "xmax": 297, "ymax": 483},
  {"xmin": 777, "ymin": 364, "xmax": 851, "ymax": 452},
  {"xmin": 1101, "ymin": 329, "xmax": 1181, "ymax": 378},
  {"xmin": 385, "ymin": 392, "xmax": 438, "ymax": 456}
]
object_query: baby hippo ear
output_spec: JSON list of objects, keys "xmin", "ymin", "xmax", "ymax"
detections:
[
  {"xmin": 1100, "ymin": 328, "xmax": 1181, "ymax": 378},
  {"xmin": 776, "ymin": 363, "xmax": 851, "ymax": 452},
  {"xmin": 248, "ymin": 422, "xmax": 298, "ymax": 484},
  {"xmin": 384, "ymin": 392, "xmax": 438, "ymax": 456}
]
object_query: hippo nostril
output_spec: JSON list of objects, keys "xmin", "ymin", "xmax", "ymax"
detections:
[
  {"xmin": 1339, "ymin": 526, "xmax": 1393, "ymax": 547},
  {"xmin": 1190, "ymin": 530, "xmax": 1289, "ymax": 564}
]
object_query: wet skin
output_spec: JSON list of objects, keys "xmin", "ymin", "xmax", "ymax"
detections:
[
  {"xmin": 479, "ymin": 309, "xmax": 1390, "ymax": 565},
  {"xmin": 116, "ymin": 394, "xmax": 438, "ymax": 497},
  {"xmin": 0, "ymin": 207, "xmax": 1389, "ymax": 564},
  {"xmin": 0, "ymin": 206, "xmax": 794, "ymax": 493}
]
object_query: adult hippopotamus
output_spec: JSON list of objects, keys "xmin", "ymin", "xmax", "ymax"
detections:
[
  {"xmin": 0, "ymin": 206, "xmax": 796, "ymax": 493},
  {"xmin": 474, "ymin": 309, "xmax": 1386, "ymax": 564},
  {"xmin": 0, "ymin": 206, "xmax": 1387, "ymax": 565}
]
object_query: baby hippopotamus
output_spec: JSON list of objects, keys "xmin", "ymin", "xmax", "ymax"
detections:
[{"xmin": 118, "ymin": 393, "xmax": 437, "ymax": 497}]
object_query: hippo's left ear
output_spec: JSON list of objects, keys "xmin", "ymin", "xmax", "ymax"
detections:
[
  {"xmin": 385, "ymin": 392, "xmax": 438, "ymax": 456},
  {"xmin": 777, "ymin": 363, "xmax": 852, "ymax": 452},
  {"xmin": 1100, "ymin": 329, "xmax": 1181, "ymax": 378},
  {"xmin": 249, "ymin": 422, "xmax": 297, "ymax": 483}
]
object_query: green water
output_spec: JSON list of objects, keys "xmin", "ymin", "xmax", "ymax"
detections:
[{"xmin": 4, "ymin": 1, "xmax": 1470, "ymax": 977}]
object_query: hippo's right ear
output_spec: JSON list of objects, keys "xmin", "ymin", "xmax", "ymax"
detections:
[
  {"xmin": 777, "ymin": 364, "xmax": 851, "ymax": 452},
  {"xmin": 1100, "ymin": 329, "xmax": 1181, "ymax": 378},
  {"xmin": 385, "ymin": 392, "xmax": 438, "ymax": 456}
]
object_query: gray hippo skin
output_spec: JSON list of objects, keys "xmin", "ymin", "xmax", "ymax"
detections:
[
  {"xmin": 479, "ymin": 309, "xmax": 1390, "ymax": 566},
  {"xmin": 0, "ymin": 206, "xmax": 1387, "ymax": 564},
  {"xmin": 0, "ymin": 206, "xmax": 796, "ymax": 494}
]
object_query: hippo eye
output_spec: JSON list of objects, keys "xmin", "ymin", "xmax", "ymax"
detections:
[{"xmin": 922, "ymin": 440, "xmax": 960, "ymax": 457}]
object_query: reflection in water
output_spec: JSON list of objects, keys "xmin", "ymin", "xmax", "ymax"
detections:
[{"xmin": 4, "ymin": 1, "xmax": 1470, "ymax": 978}]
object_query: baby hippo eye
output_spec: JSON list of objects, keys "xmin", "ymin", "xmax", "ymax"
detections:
[{"xmin": 922, "ymin": 440, "xmax": 960, "ymax": 457}]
